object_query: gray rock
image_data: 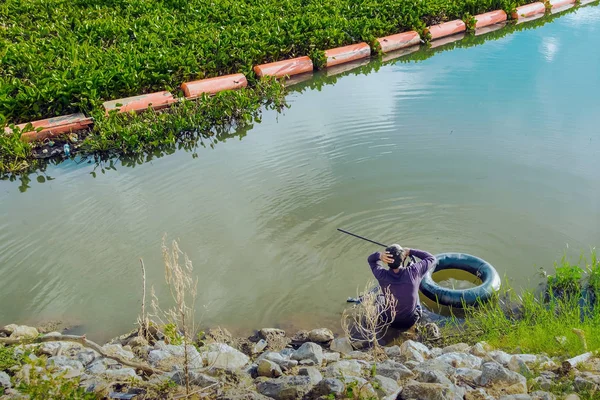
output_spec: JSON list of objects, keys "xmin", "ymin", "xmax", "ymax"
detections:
[
  {"xmin": 430, "ymin": 347, "xmax": 443, "ymax": 358},
  {"xmin": 257, "ymin": 359, "xmax": 283, "ymax": 378},
  {"xmin": 291, "ymin": 342, "xmax": 323, "ymax": 366},
  {"xmin": 148, "ymin": 349, "xmax": 171, "ymax": 365},
  {"xmin": 9, "ymin": 325, "xmax": 39, "ymax": 339},
  {"xmin": 373, "ymin": 374, "xmax": 400, "ymax": 396},
  {"xmin": 259, "ymin": 352, "xmax": 297, "ymax": 371},
  {"xmin": 384, "ymin": 345, "xmax": 401, "ymax": 358},
  {"xmin": 252, "ymin": 339, "xmax": 268, "ymax": 355},
  {"xmin": 103, "ymin": 367, "xmax": 140, "ymax": 381},
  {"xmin": 399, "ymin": 340, "xmax": 431, "ymax": 362},
  {"xmin": 476, "ymin": 362, "xmax": 527, "ymax": 393},
  {"xmin": 299, "ymin": 367, "xmax": 322, "ymax": 385},
  {"xmin": 325, "ymin": 360, "xmax": 363, "ymax": 378},
  {"xmin": 259, "ymin": 328, "xmax": 286, "ymax": 340},
  {"xmin": 574, "ymin": 376, "xmax": 599, "ymax": 392},
  {"xmin": 0, "ymin": 371, "xmax": 11, "ymax": 389},
  {"xmin": 498, "ymin": 396, "xmax": 532, "ymax": 400},
  {"xmin": 102, "ymin": 344, "xmax": 135, "ymax": 361},
  {"xmin": 308, "ymin": 328, "xmax": 334, "ymax": 343},
  {"xmin": 564, "ymin": 395, "xmax": 581, "ymax": 400},
  {"xmin": 487, "ymin": 350, "xmax": 512, "ymax": 366},
  {"xmin": 436, "ymin": 352, "xmax": 482, "ymax": 369},
  {"xmin": 46, "ymin": 356, "xmax": 84, "ymax": 372},
  {"xmin": 348, "ymin": 351, "xmax": 373, "ymax": 361},
  {"xmin": 404, "ymin": 360, "xmax": 421, "ymax": 370},
  {"xmin": 299, "ymin": 359, "xmax": 316, "ymax": 366},
  {"xmin": 279, "ymin": 348, "xmax": 294, "ymax": 358},
  {"xmin": 470, "ymin": 342, "xmax": 493, "ymax": 357},
  {"xmin": 401, "ymin": 382, "xmax": 465, "ymax": 400},
  {"xmin": 39, "ymin": 342, "xmax": 62, "ymax": 356},
  {"xmin": 256, "ymin": 376, "xmax": 314, "ymax": 400},
  {"xmin": 530, "ymin": 392, "xmax": 556, "ymax": 400},
  {"xmin": 86, "ymin": 360, "xmax": 107, "ymax": 375},
  {"xmin": 415, "ymin": 369, "xmax": 453, "ymax": 385},
  {"xmin": 455, "ymin": 368, "xmax": 482, "ymax": 383},
  {"xmin": 76, "ymin": 350, "xmax": 97, "ymax": 367},
  {"xmin": 127, "ymin": 336, "xmax": 149, "ymax": 348},
  {"xmin": 413, "ymin": 359, "xmax": 456, "ymax": 378},
  {"xmin": 507, "ymin": 356, "xmax": 532, "ymax": 376},
  {"xmin": 79, "ymin": 375, "xmax": 109, "ymax": 394},
  {"xmin": 203, "ymin": 343, "xmax": 249, "ymax": 370},
  {"xmin": 511, "ymin": 354, "xmax": 537, "ymax": 365},
  {"xmin": 465, "ymin": 388, "xmax": 495, "ymax": 400},
  {"xmin": 310, "ymin": 378, "xmax": 345, "ymax": 397},
  {"xmin": 442, "ymin": 343, "xmax": 470, "ymax": 354},
  {"xmin": 330, "ymin": 337, "xmax": 354, "ymax": 355},
  {"xmin": 172, "ymin": 370, "xmax": 218, "ymax": 387},
  {"xmin": 375, "ymin": 359, "xmax": 414, "ymax": 381},
  {"xmin": 533, "ymin": 376, "xmax": 552, "ymax": 391},
  {"xmin": 323, "ymin": 352, "xmax": 341, "ymax": 363}
]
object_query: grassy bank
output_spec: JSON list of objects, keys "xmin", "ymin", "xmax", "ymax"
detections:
[
  {"xmin": 0, "ymin": 0, "xmax": 532, "ymax": 126},
  {"xmin": 444, "ymin": 250, "xmax": 600, "ymax": 358}
]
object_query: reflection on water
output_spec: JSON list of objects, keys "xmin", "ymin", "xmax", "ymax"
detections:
[{"xmin": 0, "ymin": 5, "xmax": 599, "ymax": 341}]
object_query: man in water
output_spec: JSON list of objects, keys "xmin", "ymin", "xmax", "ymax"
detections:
[{"xmin": 368, "ymin": 245, "xmax": 436, "ymax": 329}]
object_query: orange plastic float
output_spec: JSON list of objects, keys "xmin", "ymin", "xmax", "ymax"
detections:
[
  {"xmin": 181, "ymin": 74, "xmax": 247, "ymax": 100},
  {"xmin": 5, "ymin": 113, "xmax": 93, "ymax": 142},
  {"xmin": 254, "ymin": 57, "xmax": 313, "ymax": 78},
  {"xmin": 103, "ymin": 91, "xmax": 178, "ymax": 115},
  {"xmin": 428, "ymin": 20, "xmax": 466, "ymax": 40},
  {"xmin": 474, "ymin": 10, "xmax": 508, "ymax": 28},
  {"xmin": 549, "ymin": 0, "xmax": 576, "ymax": 9},
  {"xmin": 325, "ymin": 43, "xmax": 371, "ymax": 68},
  {"xmin": 512, "ymin": 2, "xmax": 546, "ymax": 19},
  {"xmin": 376, "ymin": 31, "xmax": 421, "ymax": 53}
]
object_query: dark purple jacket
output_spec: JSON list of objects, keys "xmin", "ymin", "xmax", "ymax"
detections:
[{"xmin": 368, "ymin": 249, "xmax": 436, "ymax": 321}]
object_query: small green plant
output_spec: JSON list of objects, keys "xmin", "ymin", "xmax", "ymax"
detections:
[
  {"xmin": 463, "ymin": 13, "xmax": 477, "ymax": 32},
  {"xmin": 16, "ymin": 358, "xmax": 95, "ymax": 400},
  {"xmin": 547, "ymin": 256, "xmax": 583, "ymax": 298},
  {"xmin": 0, "ymin": 345, "xmax": 23, "ymax": 371},
  {"xmin": 163, "ymin": 323, "xmax": 183, "ymax": 345}
]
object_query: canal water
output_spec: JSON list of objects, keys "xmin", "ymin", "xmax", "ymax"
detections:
[{"xmin": 1, "ymin": 5, "xmax": 599, "ymax": 341}]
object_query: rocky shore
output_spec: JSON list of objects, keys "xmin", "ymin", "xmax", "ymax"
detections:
[{"xmin": 1, "ymin": 323, "xmax": 598, "ymax": 399}]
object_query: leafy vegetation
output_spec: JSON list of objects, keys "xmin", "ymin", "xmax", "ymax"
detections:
[
  {"xmin": 445, "ymin": 250, "xmax": 600, "ymax": 358},
  {"xmin": 1, "ymin": 0, "xmax": 538, "ymax": 125},
  {"xmin": 0, "ymin": 344, "xmax": 23, "ymax": 371}
]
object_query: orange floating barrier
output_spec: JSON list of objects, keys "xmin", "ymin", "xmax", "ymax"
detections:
[
  {"xmin": 103, "ymin": 91, "xmax": 178, "ymax": 115},
  {"xmin": 549, "ymin": 0, "xmax": 576, "ymax": 9},
  {"xmin": 181, "ymin": 74, "xmax": 248, "ymax": 99},
  {"xmin": 325, "ymin": 43, "xmax": 371, "ymax": 68},
  {"xmin": 474, "ymin": 10, "xmax": 508, "ymax": 28},
  {"xmin": 512, "ymin": 2, "xmax": 546, "ymax": 19},
  {"xmin": 254, "ymin": 57, "xmax": 313, "ymax": 78},
  {"xmin": 428, "ymin": 20, "xmax": 466, "ymax": 40},
  {"xmin": 376, "ymin": 31, "xmax": 421, "ymax": 53},
  {"xmin": 5, "ymin": 113, "xmax": 93, "ymax": 142}
]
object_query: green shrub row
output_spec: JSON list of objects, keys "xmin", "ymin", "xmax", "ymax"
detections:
[{"xmin": 1, "ymin": 0, "xmax": 529, "ymax": 124}]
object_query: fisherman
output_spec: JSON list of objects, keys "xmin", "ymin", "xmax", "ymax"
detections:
[{"xmin": 368, "ymin": 245, "xmax": 436, "ymax": 329}]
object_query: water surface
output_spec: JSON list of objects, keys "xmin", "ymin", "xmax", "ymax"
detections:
[{"xmin": 1, "ymin": 5, "xmax": 599, "ymax": 341}]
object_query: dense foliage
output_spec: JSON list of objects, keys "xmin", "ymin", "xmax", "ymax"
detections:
[{"xmin": 0, "ymin": 0, "xmax": 530, "ymax": 124}]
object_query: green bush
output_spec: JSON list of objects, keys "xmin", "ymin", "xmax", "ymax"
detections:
[
  {"xmin": 1, "ymin": 0, "xmax": 533, "ymax": 124},
  {"xmin": 0, "ymin": 345, "xmax": 22, "ymax": 371}
]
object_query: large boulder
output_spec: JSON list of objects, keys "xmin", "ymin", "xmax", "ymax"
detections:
[
  {"xmin": 415, "ymin": 369, "xmax": 453, "ymax": 385},
  {"xmin": 256, "ymin": 376, "xmax": 314, "ymax": 400},
  {"xmin": 291, "ymin": 342, "xmax": 323, "ymax": 366},
  {"xmin": 487, "ymin": 350, "xmax": 512, "ymax": 366},
  {"xmin": 308, "ymin": 328, "xmax": 334, "ymax": 343},
  {"xmin": 476, "ymin": 362, "xmax": 527, "ymax": 395},
  {"xmin": 202, "ymin": 343, "xmax": 249, "ymax": 370},
  {"xmin": 399, "ymin": 340, "xmax": 431, "ymax": 362},
  {"xmin": 330, "ymin": 338, "xmax": 354, "ymax": 355},
  {"xmin": 401, "ymin": 382, "xmax": 465, "ymax": 400},
  {"xmin": 325, "ymin": 360, "xmax": 363, "ymax": 378},
  {"xmin": 455, "ymin": 368, "xmax": 482, "ymax": 383},
  {"xmin": 9, "ymin": 326, "xmax": 39, "ymax": 339},
  {"xmin": 436, "ymin": 352, "xmax": 482, "ymax": 369},
  {"xmin": 257, "ymin": 359, "xmax": 283, "ymax": 378},
  {"xmin": 376, "ymin": 360, "xmax": 414, "ymax": 381}
]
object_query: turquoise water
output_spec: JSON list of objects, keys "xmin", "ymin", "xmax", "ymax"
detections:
[{"xmin": 1, "ymin": 5, "xmax": 599, "ymax": 341}]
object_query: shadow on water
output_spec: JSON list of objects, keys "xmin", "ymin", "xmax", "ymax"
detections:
[{"xmin": 2, "ymin": 1, "xmax": 594, "ymax": 193}]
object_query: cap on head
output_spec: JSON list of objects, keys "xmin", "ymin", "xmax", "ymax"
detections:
[{"xmin": 385, "ymin": 244, "xmax": 404, "ymax": 269}]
